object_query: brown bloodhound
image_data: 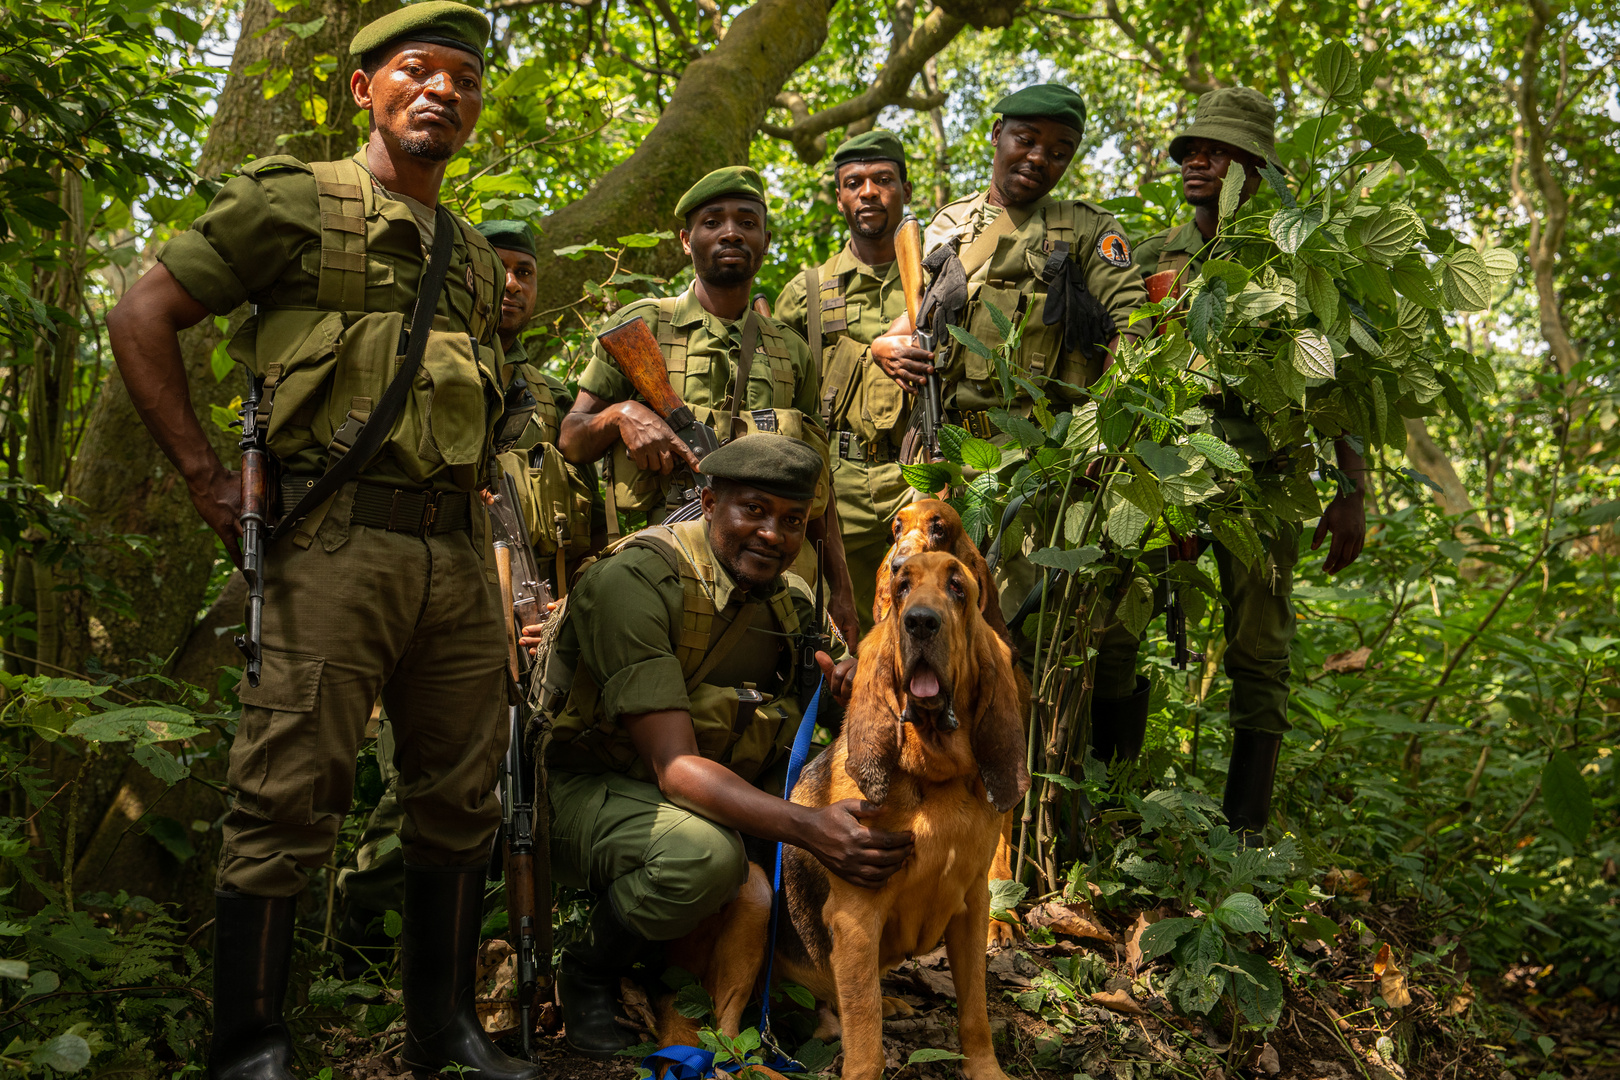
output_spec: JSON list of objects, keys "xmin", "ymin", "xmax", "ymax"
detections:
[
  {"xmin": 872, "ymin": 498, "xmax": 1029, "ymax": 944},
  {"xmin": 657, "ymin": 552, "xmax": 1028, "ymax": 1080}
]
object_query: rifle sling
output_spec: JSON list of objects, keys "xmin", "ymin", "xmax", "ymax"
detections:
[
  {"xmin": 271, "ymin": 203, "xmax": 458, "ymax": 541},
  {"xmin": 805, "ymin": 266, "xmax": 822, "ymax": 361},
  {"xmin": 724, "ymin": 311, "xmax": 762, "ymax": 440},
  {"xmin": 956, "ymin": 196, "xmax": 1042, "ymax": 281}
]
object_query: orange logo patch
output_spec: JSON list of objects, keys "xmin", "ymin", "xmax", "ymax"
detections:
[{"xmin": 1097, "ymin": 232, "xmax": 1132, "ymax": 268}]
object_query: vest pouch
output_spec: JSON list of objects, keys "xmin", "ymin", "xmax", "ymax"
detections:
[
  {"xmin": 520, "ymin": 444, "xmax": 594, "ymax": 559},
  {"xmin": 255, "ymin": 309, "xmax": 368, "ymax": 463},
  {"xmin": 686, "ymin": 683, "xmax": 793, "ymax": 782},
  {"xmin": 754, "ymin": 336, "xmax": 798, "ymax": 407},
  {"xmin": 962, "ymin": 283, "xmax": 1023, "ymax": 381},
  {"xmin": 858, "ymin": 344, "xmax": 906, "ymax": 436},
  {"xmin": 395, "ymin": 320, "xmax": 497, "ymax": 485},
  {"xmin": 820, "ymin": 335, "xmax": 866, "ymax": 432}
]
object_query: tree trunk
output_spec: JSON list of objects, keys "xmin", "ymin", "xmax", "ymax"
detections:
[
  {"xmin": 1403, "ymin": 418, "xmax": 1484, "ymax": 533},
  {"xmin": 66, "ymin": 0, "xmax": 395, "ymax": 915}
]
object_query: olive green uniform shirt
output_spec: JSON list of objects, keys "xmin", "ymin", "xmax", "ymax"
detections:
[
  {"xmin": 1131, "ymin": 219, "xmax": 1212, "ymax": 286},
  {"xmin": 158, "ymin": 150, "xmax": 504, "ymax": 491},
  {"xmin": 925, "ymin": 189, "xmax": 1148, "ymax": 413},
  {"xmin": 579, "ymin": 287, "xmax": 822, "ymax": 429},
  {"xmin": 775, "ymin": 241, "xmax": 910, "ymax": 453}
]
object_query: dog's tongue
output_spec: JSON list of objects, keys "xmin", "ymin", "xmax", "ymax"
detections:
[{"xmin": 909, "ymin": 668, "xmax": 940, "ymax": 699}]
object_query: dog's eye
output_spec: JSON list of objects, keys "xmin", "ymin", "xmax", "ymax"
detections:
[
  {"xmin": 896, "ymin": 576, "xmax": 911, "ymax": 596},
  {"xmin": 948, "ymin": 576, "xmax": 966, "ymax": 600}
]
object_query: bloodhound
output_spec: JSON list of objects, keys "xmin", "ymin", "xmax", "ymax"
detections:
[
  {"xmin": 657, "ymin": 552, "xmax": 1028, "ymax": 1080},
  {"xmin": 872, "ymin": 499, "xmax": 1028, "ymax": 944}
]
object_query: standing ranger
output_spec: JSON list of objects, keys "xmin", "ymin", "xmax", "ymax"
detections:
[
  {"xmin": 775, "ymin": 130, "xmax": 917, "ymax": 633},
  {"xmin": 557, "ymin": 166, "xmax": 860, "ymax": 645},
  {"xmin": 106, "ymin": 5, "xmax": 540, "ymax": 1078},
  {"xmin": 335, "ymin": 218, "xmax": 605, "ymax": 981},
  {"xmin": 875, "ymin": 85, "xmax": 1149, "ymax": 641},
  {"xmin": 1093, "ymin": 87, "xmax": 1366, "ymax": 836}
]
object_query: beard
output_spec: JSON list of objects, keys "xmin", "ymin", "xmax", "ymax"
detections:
[
  {"xmin": 399, "ymin": 129, "xmax": 456, "ymax": 162},
  {"xmin": 1184, "ymin": 187, "xmax": 1218, "ymax": 208},
  {"xmin": 847, "ymin": 207, "xmax": 889, "ymax": 239},
  {"xmin": 694, "ymin": 246, "xmax": 756, "ymax": 288}
]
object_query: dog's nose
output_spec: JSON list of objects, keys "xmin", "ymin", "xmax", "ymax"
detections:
[{"xmin": 904, "ymin": 606, "xmax": 941, "ymax": 639}]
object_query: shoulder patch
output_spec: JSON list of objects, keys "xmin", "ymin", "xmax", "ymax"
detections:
[{"xmin": 1096, "ymin": 232, "xmax": 1132, "ymax": 268}]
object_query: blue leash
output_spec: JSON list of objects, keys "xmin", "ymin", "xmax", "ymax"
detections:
[{"xmin": 642, "ymin": 678, "xmax": 824, "ymax": 1080}]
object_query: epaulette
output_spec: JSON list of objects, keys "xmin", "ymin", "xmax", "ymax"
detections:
[{"xmin": 238, "ymin": 155, "xmax": 313, "ymax": 179}]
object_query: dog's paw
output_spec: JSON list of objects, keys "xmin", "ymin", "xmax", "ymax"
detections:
[
  {"xmin": 812, "ymin": 1005, "xmax": 841, "ymax": 1041},
  {"xmin": 881, "ymin": 995, "xmax": 916, "ymax": 1019},
  {"xmin": 986, "ymin": 915, "xmax": 1020, "ymax": 947}
]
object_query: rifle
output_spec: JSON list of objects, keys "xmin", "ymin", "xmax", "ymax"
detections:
[
  {"xmin": 235, "ymin": 374, "xmax": 267, "ymax": 687},
  {"xmin": 751, "ymin": 293, "xmax": 773, "ymax": 320},
  {"xmin": 489, "ymin": 471, "xmax": 554, "ymax": 1057},
  {"xmin": 596, "ymin": 317, "xmax": 721, "ymax": 523},
  {"xmin": 799, "ymin": 540, "xmax": 826, "ymax": 711},
  {"xmin": 894, "ymin": 213, "xmax": 942, "ymax": 463}
]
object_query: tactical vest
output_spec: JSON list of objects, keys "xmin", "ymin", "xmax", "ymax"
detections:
[
  {"xmin": 544, "ymin": 520, "xmax": 805, "ymax": 782},
  {"xmin": 806, "ymin": 259, "xmax": 906, "ymax": 448},
  {"xmin": 229, "ymin": 155, "xmax": 507, "ymax": 497},
  {"xmin": 937, "ymin": 197, "xmax": 1101, "ymax": 410},
  {"xmin": 608, "ymin": 296, "xmax": 831, "ymax": 521}
]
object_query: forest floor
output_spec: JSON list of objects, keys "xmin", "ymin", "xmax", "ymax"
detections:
[{"xmin": 315, "ymin": 882, "xmax": 1620, "ymax": 1080}]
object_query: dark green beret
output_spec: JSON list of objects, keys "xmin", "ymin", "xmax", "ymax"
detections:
[
  {"xmin": 701, "ymin": 434, "xmax": 821, "ymax": 501},
  {"xmin": 831, "ymin": 129, "xmax": 907, "ymax": 181},
  {"xmin": 994, "ymin": 83, "xmax": 1086, "ymax": 138},
  {"xmin": 475, "ymin": 219, "xmax": 536, "ymax": 258},
  {"xmin": 350, "ymin": 1, "xmax": 489, "ymax": 64},
  {"xmin": 1169, "ymin": 86, "xmax": 1285, "ymax": 174},
  {"xmin": 675, "ymin": 166, "xmax": 768, "ymax": 222}
]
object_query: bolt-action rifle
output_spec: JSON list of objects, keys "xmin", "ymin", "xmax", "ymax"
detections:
[
  {"xmin": 489, "ymin": 472, "xmax": 554, "ymax": 1057},
  {"xmin": 235, "ymin": 374, "xmax": 267, "ymax": 687},
  {"xmin": 894, "ymin": 213, "xmax": 942, "ymax": 464},
  {"xmin": 596, "ymin": 317, "xmax": 721, "ymax": 524}
]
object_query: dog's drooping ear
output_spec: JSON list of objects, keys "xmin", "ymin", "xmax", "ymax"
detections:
[
  {"xmin": 969, "ymin": 624, "xmax": 1031, "ymax": 813},
  {"xmin": 845, "ymin": 620, "xmax": 904, "ymax": 805}
]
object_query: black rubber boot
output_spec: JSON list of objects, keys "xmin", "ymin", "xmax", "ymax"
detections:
[
  {"xmin": 401, "ymin": 865, "xmax": 540, "ymax": 1079},
  {"xmin": 1090, "ymin": 675, "xmax": 1150, "ymax": 764},
  {"xmin": 208, "ymin": 890, "xmax": 296, "ymax": 1080},
  {"xmin": 557, "ymin": 900, "xmax": 647, "ymax": 1059},
  {"xmin": 1222, "ymin": 729, "xmax": 1284, "ymax": 843},
  {"xmin": 335, "ymin": 905, "xmax": 392, "ymax": 983}
]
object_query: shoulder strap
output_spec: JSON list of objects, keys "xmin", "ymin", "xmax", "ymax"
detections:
[
  {"xmin": 621, "ymin": 526, "xmax": 764, "ymax": 692},
  {"xmin": 655, "ymin": 297, "xmax": 688, "ymax": 377},
  {"xmin": 726, "ymin": 311, "xmax": 762, "ymax": 440},
  {"xmin": 310, "ymin": 159, "xmax": 370, "ymax": 311},
  {"xmin": 271, "ymin": 203, "xmax": 457, "ymax": 541},
  {"xmin": 1157, "ymin": 249, "xmax": 1192, "ymax": 278},
  {"xmin": 958, "ymin": 202, "xmax": 1027, "ymax": 280},
  {"xmin": 804, "ymin": 266, "xmax": 821, "ymax": 361},
  {"xmin": 456, "ymin": 218, "xmax": 500, "ymax": 342}
]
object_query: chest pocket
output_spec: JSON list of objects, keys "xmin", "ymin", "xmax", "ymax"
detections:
[{"xmin": 754, "ymin": 335, "xmax": 797, "ymax": 409}]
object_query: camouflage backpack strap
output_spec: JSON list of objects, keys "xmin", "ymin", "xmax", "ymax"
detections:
[
  {"xmin": 618, "ymin": 525, "xmax": 718, "ymax": 682},
  {"xmin": 455, "ymin": 217, "xmax": 501, "ymax": 344},
  {"xmin": 813, "ymin": 256, "xmax": 861, "ymax": 428},
  {"xmin": 309, "ymin": 158, "xmax": 371, "ymax": 312},
  {"xmin": 804, "ymin": 266, "xmax": 822, "ymax": 360},
  {"xmin": 655, "ymin": 296, "xmax": 689, "ymax": 380}
]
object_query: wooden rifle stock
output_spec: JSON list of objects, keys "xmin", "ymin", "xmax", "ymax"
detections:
[
  {"xmin": 751, "ymin": 293, "xmax": 772, "ymax": 320},
  {"xmin": 894, "ymin": 214, "xmax": 926, "ymax": 332},
  {"xmin": 596, "ymin": 317, "xmax": 686, "ymax": 421}
]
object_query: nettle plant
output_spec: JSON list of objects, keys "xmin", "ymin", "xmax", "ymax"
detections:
[{"xmin": 904, "ymin": 39, "xmax": 1515, "ymax": 904}]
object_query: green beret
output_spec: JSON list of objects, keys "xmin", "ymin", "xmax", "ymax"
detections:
[
  {"xmin": 831, "ymin": 129, "xmax": 907, "ymax": 181},
  {"xmin": 701, "ymin": 434, "xmax": 821, "ymax": 501},
  {"xmin": 475, "ymin": 219, "xmax": 537, "ymax": 258},
  {"xmin": 675, "ymin": 166, "xmax": 768, "ymax": 222},
  {"xmin": 350, "ymin": 1, "xmax": 489, "ymax": 64},
  {"xmin": 994, "ymin": 83, "xmax": 1086, "ymax": 138},
  {"xmin": 1169, "ymin": 86, "xmax": 1285, "ymax": 174}
]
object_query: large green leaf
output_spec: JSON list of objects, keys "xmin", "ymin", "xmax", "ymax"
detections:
[
  {"xmin": 1213, "ymin": 892, "xmax": 1268, "ymax": 934},
  {"xmin": 988, "ymin": 408, "xmax": 1046, "ymax": 449},
  {"xmin": 1188, "ymin": 278, "xmax": 1228, "ymax": 354},
  {"xmin": 1292, "ymin": 330, "xmax": 1336, "ymax": 379},
  {"xmin": 1027, "ymin": 546, "xmax": 1103, "ymax": 573},
  {"xmin": 960, "ymin": 437, "xmax": 1001, "ymax": 471},
  {"xmin": 1218, "ymin": 159, "xmax": 1245, "ymax": 221},
  {"xmin": 1269, "ymin": 206, "xmax": 1323, "ymax": 254},
  {"xmin": 1200, "ymin": 258, "xmax": 1250, "ymax": 293},
  {"xmin": 1210, "ymin": 512, "xmax": 1264, "ymax": 569},
  {"xmin": 30, "ymin": 1034, "xmax": 90, "ymax": 1074},
  {"xmin": 1107, "ymin": 497, "xmax": 1149, "ymax": 547},
  {"xmin": 1542, "ymin": 751, "xmax": 1592, "ymax": 842},
  {"xmin": 1300, "ymin": 264, "xmax": 1339, "ymax": 326},
  {"xmin": 1229, "ymin": 285, "xmax": 1285, "ymax": 320},
  {"xmin": 1391, "ymin": 258, "xmax": 1443, "ymax": 309},
  {"xmin": 1481, "ymin": 247, "xmax": 1519, "ymax": 284},
  {"xmin": 1187, "ymin": 433, "xmax": 1246, "ymax": 472},
  {"xmin": 1314, "ymin": 41, "xmax": 1360, "ymax": 102},
  {"xmin": 1138, "ymin": 917, "xmax": 1199, "ymax": 962},
  {"xmin": 1348, "ymin": 206, "xmax": 1418, "ymax": 264},
  {"xmin": 1118, "ymin": 576, "xmax": 1154, "ymax": 638},
  {"xmin": 1441, "ymin": 249, "xmax": 1492, "ymax": 311},
  {"xmin": 901, "ymin": 462, "xmax": 951, "ymax": 493}
]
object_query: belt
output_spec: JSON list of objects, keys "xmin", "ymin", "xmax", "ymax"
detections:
[
  {"xmin": 951, "ymin": 411, "xmax": 996, "ymax": 440},
  {"xmin": 279, "ymin": 477, "xmax": 472, "ymax": 536},
  {"xmin": 835, "ymin": 431, "xmax": 896, "ymax": 464}
]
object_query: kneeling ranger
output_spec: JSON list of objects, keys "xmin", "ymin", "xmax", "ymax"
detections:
[
  {"xmin": 106, "ymin": 4, "xmax": 539, "ymax": 1078},
  {"xmin": 538, "ymin": 435, "xmax": 913, "ymax": 1057}
]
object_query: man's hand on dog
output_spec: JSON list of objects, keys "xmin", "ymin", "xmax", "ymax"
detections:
[{"xmin": 802, "ymin": 799, "xmax": 914, "ymax": 888}]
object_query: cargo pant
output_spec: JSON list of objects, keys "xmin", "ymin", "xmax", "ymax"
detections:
[
  {"xmin": 1091, "ymin": 523, "xmax": 1301, "ymax": 735},
  {"xmin": 336, "ymin": 722, "xmax": 406, "ymax": 914},
  {"xmin": 832, "ymin": 455, "xmax": 916, "ymax": 634},
  {"xmin": 221, "ymin": 522, "xmax": 508, "ymax": 896}
]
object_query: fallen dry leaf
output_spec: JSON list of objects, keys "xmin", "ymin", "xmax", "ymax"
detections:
[
  {"xmin": 1125, "ymin": 908, "xmax": 1163, "ymax": 972},
  {"xmin": 895, "ymin": 958, "xmax": 957, "ymax": 997},
  {"xmin": 1025, "ymin": 900, "xmax": 1118, "ymax": 943},
  {"xmin": 1373, "ymin": 943, "xmax": 1412, "ymax": 1008},
  {"xmin": 1323, "ymin": 868, "xmax": 1373, "ymax": 902},
  {"xmin": 1323, "ymin": 646, "xmax": 1373, "ymax": 674},
  {"xmin": 619, "ymin": 977, "xmax": 658, "ymax": 1035},
  {"xmin": 1090, "ymin": 989, "xmax": 1147, "ymax": 1017},
  {"xmin": 1254, "ymin": 1041, "xmax": 1281, "ymax": 1075},
  {"xmin": 1446, "ymin": 981, "xmax": 1475, "ymax": 1015}
]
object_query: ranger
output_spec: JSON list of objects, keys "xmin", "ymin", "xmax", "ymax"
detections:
[
  {"xmin": 1094, "ymin": 87, "xmax": 1366, "ymax": 838},
  {"xmin": 775, "ymin": 130, "xmax": 918, "ymax": 633},
  {"xmin": 876, "ymin": 84, "xmax": 1149, "ymax": 641},
  {"xmin": 335, "ymin": 218, "xmax": 606, "ymax": 979},
  {"xmin": 106, "ymin": 5, "xmax": 539, "ymax": 1078},
  {"xmin": 540, "ymin": 435, "xmax": 911, "ymax": 1057},
  {"xmin": 557, "ymin": 166, "xmax": 859, "ymax": 645}
]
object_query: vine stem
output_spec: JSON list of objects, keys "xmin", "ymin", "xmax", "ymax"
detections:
[{"xmin": 62, "ymin": 755, "xmax": 90, "ymax": 912}]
